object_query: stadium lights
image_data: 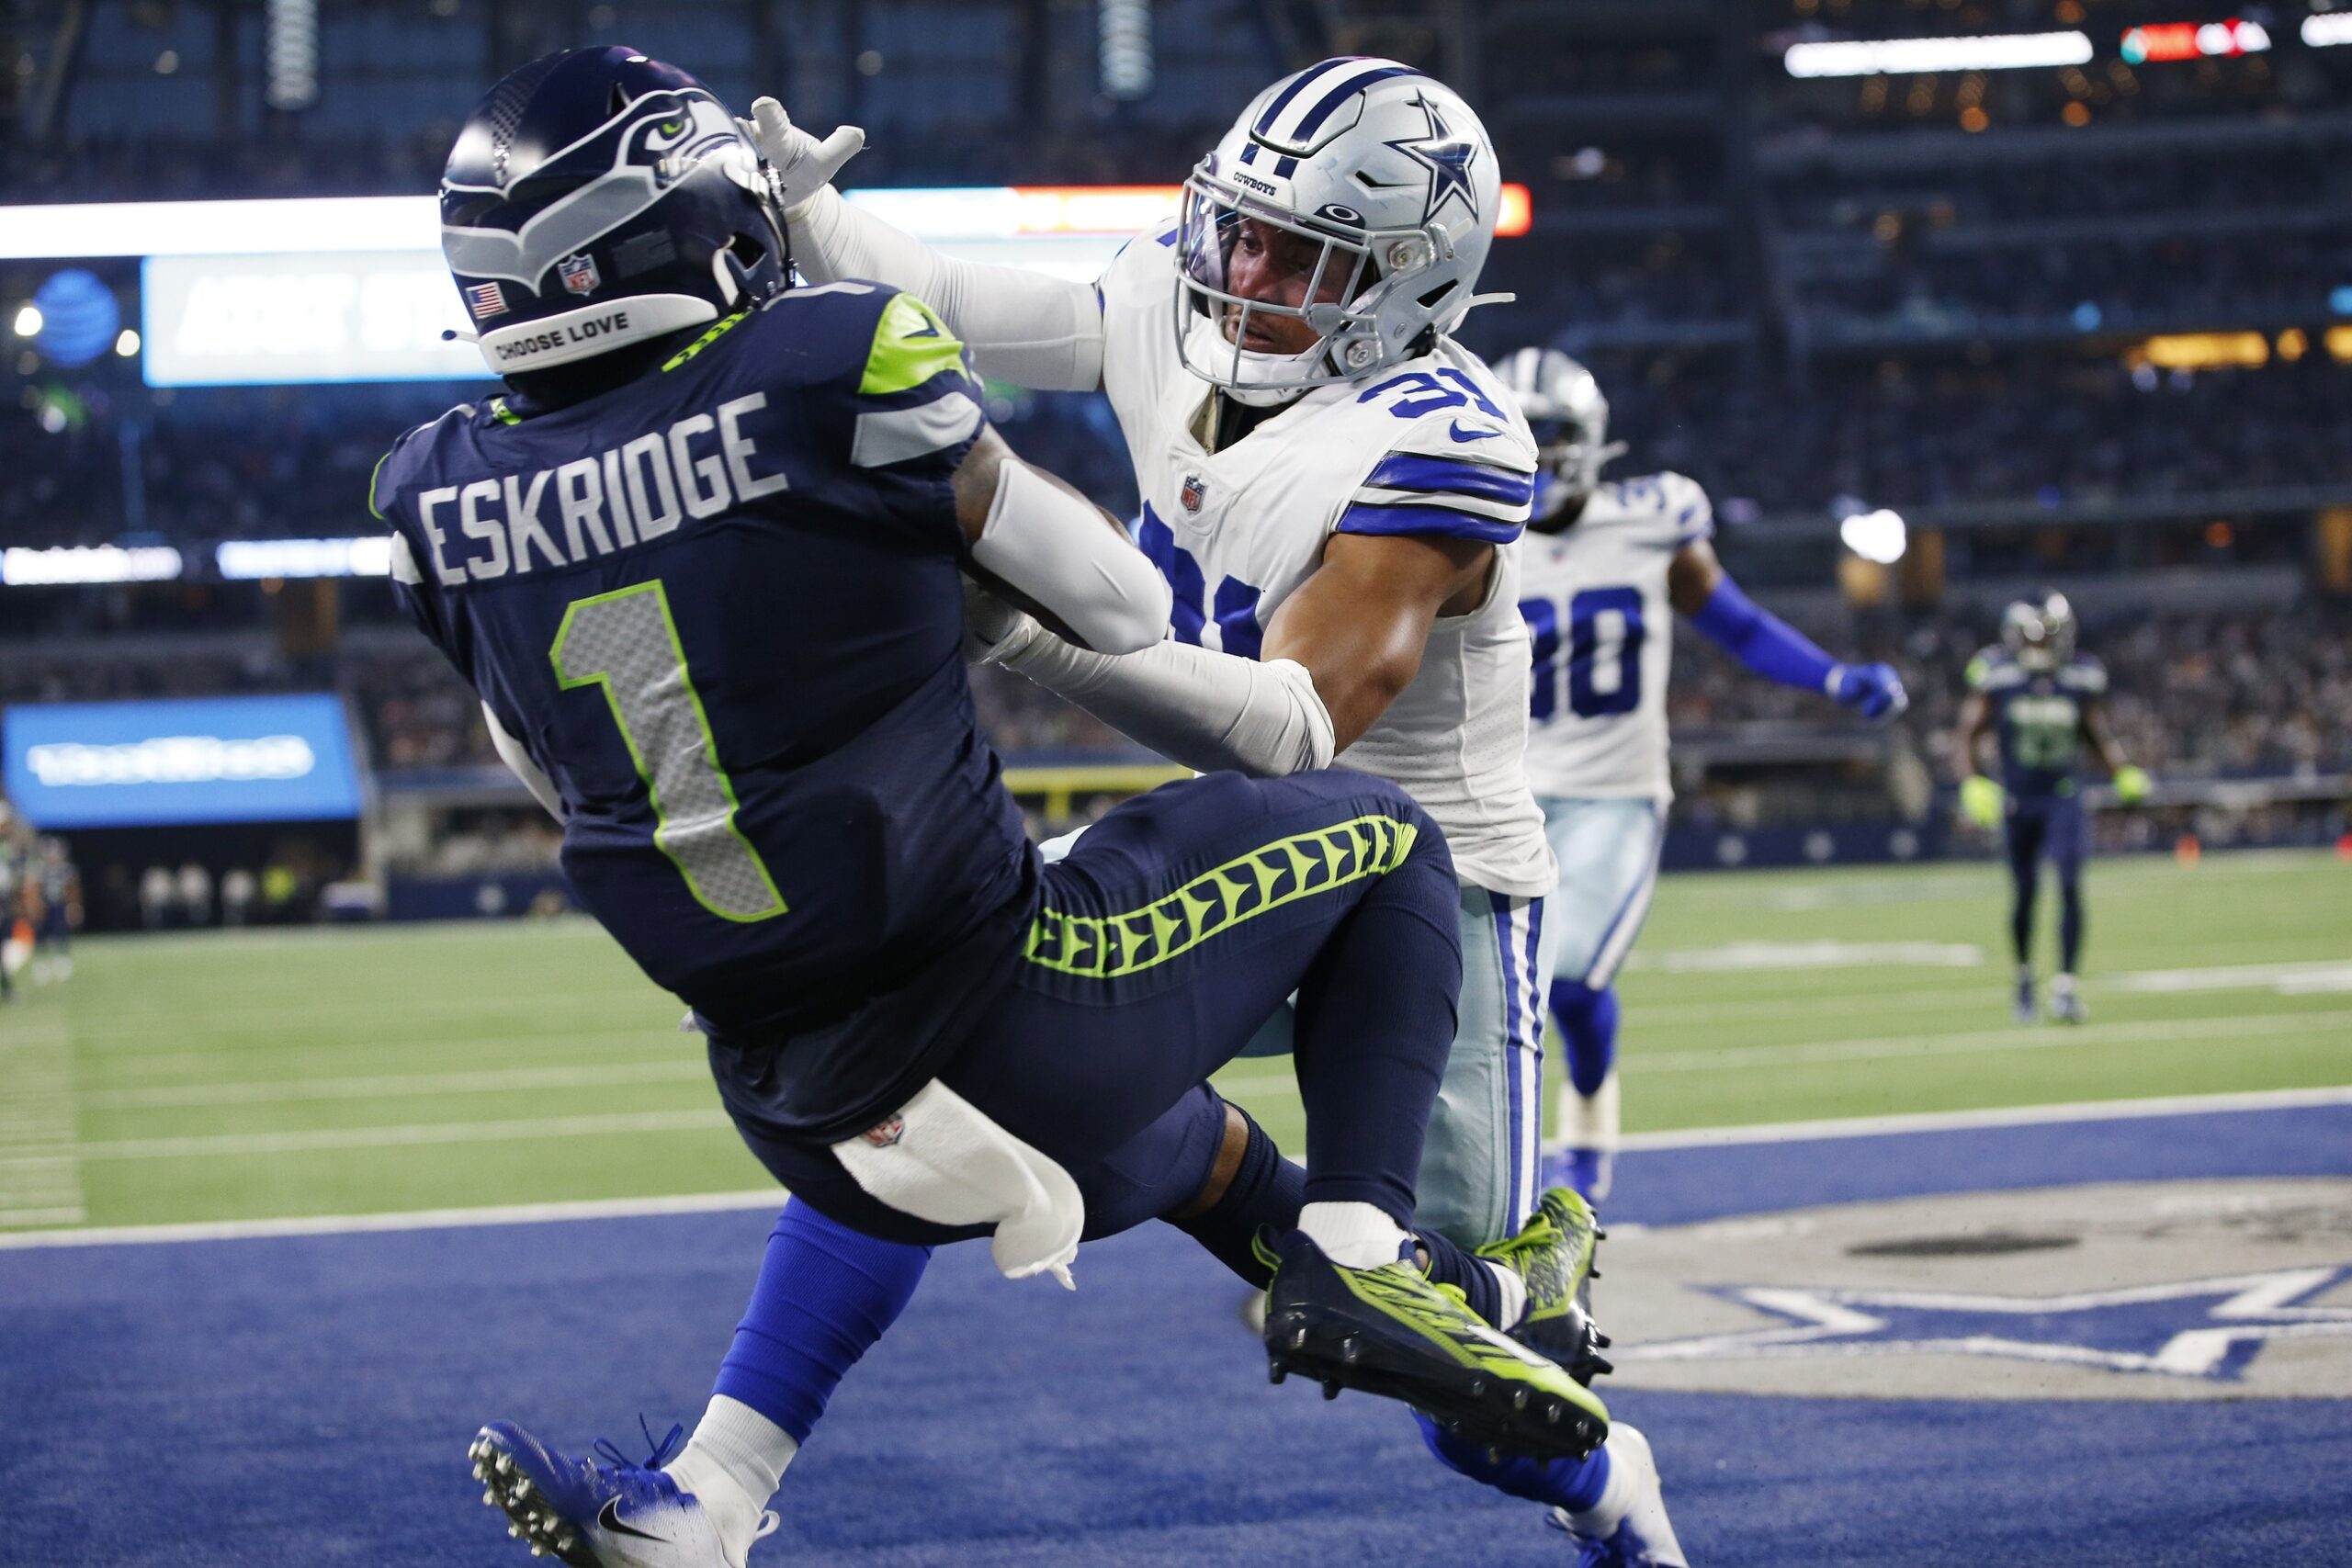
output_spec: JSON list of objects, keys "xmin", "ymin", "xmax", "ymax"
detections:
[
  {"xmin": 216, "ymin": 537, "xmax": 392, "ymax": 580},
  {"xmin": 1783, "ymin": 31, "xmax": 2092, "ymax": 78},
  {"xmin": 12, "ymin": 303, "xmax": 40, "ymax": 335},
  {"xmin": 1838, "ymin": 509, "xmax": 1907, "ymax": 565},
  {"xmin": 115, "ymin": 327, "xmax": 139, "ymax": 356},
  {"xmin": 2305, "ymin": 12, "xmax": 2352, "ymax": 46},
  {"xmin": 0, "ymin": 184, "xmax": 1536, "ymax": 262},
  {"xmin": 2119, "ymin": 19, "xmax": 2269, "ymax": 63},
  {"xmin": 0, "ymin": 545, "xmax": 183, "ymax": 586}
]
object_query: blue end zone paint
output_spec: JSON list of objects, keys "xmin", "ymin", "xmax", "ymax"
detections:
[
  {"xmin": 1614, "ymin": 1102, "xmax": 2352, "ymax": 1227},
  {"xmin": 4, "ymin": 1103, "xmax": 2346, "ymax": 1566}
]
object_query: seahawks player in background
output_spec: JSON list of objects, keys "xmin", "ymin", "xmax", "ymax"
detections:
[
  {"xmin": 388, "ymin": 49, "xmax": 1600, "ymax": 1568},
  {"xmin": 1954, "ymin": 592, "xmax": 2150, "ymax": 1024},
  {"xmin": 1498, "ymin": 349, "xmax": 1909, "ymax": 1204},
  {"xmin": 29, "ymin": 836, "xmax": 80, "ymax": 986}
]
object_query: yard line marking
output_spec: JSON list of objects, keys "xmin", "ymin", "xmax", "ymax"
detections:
[
  {"xmin": 0, "ymin": 1010, "xmax": 83, "ymax": 1226},
  {"xmin": 80, "ymin": 1059, "xmax": 709, "ymax": 1111},
  {"xmin": 0, "ymin": 1108, "xmax": 733, "ymax": 1167},
  {"xmin": 1627, "ymin": 941, "xmax": 1984, "ymax": 973},
  {"xmin": 1602, "ymin": 1083, "xmax": 2352, "ymax": 1152},
  {"xmin": 1635, "ymin": 1007, "xmax": 2352, "ymax": 1074},
  {"xmin": 0, "ymin": 1188, "xmax": 787, "ymax": 1250},
  {"xmin": 2112, "ymin": 960, "xmax": 2352, "ymax": 996}
]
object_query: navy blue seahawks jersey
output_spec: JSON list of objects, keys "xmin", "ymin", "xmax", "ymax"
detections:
[
  {"xmin": 374, "ymin": 281, "xmax": 1037, "ymax": 1139},
  {"xmin": 1965, "ymin": 646, "xmax": 2109, "ymax": 799}
]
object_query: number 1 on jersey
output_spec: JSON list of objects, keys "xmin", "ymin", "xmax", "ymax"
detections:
[{"xmin": 551, "ymin": 581, "xmax": 787, "ymax": 922}]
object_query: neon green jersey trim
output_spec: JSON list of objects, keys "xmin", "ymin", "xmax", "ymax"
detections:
[
  {"xmin": 858, "ymin": 293, "xmax": 971, "ymax": 397},
  {"xmin": 1023, "ymin": 813, "xmax": 1418, "ymax": 979},
  {"xmin": 662, "ymin": 310, "xmax": 750, "ymax": 373},
  {"xmin": 367, "ymin": 449, "xmax": 392, "ymax": 521},
  {"xmin": 488, "ymin": 396, "xmax": 522, "ymax": 425}
]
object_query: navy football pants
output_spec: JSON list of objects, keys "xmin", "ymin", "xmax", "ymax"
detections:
[
  {"xmin": 2006, "ymin": 794, "xmax": 2086, "ymax": 971},
  {"xmin": 727, "ymin": 769, "xmax": 1464, "ymax": 1246}
]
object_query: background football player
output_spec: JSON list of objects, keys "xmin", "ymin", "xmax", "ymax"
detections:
[
  {"xmin": 1498, "ymin": 348, "xmax": 1908, "ymax": 1204},
  {"xmin": 28, "ymin": 836, "xmax": 79, "ymax": 986},
  {"xmin": 1954, "ymin": 592, "xmax": 2152, "ymax": 1022},
  {"xmin": 390, "ymin": 49, "xmax": 1599, "ymax": 1568},
  {"xmin": 745, "ymin": 60, "xmax": 1686, "ymax": 1567}
]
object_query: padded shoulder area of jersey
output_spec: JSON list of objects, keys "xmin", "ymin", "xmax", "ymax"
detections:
[
  {"xmin": 857, "ymin": 290, "xmax": 973, "ymax": 397},
  {"xmin": 368, "ymin": 403, "xmax": 482, "ymax": 520},
  {"xmin": 2061, "ymin": 656, "xmax": 2109, "ymax": 694},
  {"xmin": 1097, "ymin": 215, "xmax": 1181, "ymax": 316},
  {"xmin": 1965, "ymin": 648, "xmax": 2023, "ymax": 691}
]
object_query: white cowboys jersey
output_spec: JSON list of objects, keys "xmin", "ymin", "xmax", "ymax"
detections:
[
  {"xmin": 1517, "ymin": 471, "xmax": 1713, "ymax": 803},
  {"xmin": 1096, "ymin": 223, "xmax": 1554, "ymax": 896}
]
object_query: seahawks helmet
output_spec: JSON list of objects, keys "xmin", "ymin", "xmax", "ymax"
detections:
[
  {"xmin": 440, "ymin": 48, "xmax": 787, "ymax": 380},
  {"xmin": 2001, "ymin": 591, "xmax": 2076, "ymax": 673},
  {"xmin": 1177, "ymin": 58, "xmax": 1507, "ymax": 404},
  {"xmin": 1497, "ymin": 346, "xmax": 1625, "ymax": 522}
]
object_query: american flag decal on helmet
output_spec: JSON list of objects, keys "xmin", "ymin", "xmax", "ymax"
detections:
[{"xmin": 463, "ymin": 281, "xmax": 508, "ymax": 319}]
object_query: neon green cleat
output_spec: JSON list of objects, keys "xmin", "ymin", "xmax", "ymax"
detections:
[
  {"xmin": 1263, "ymin": 1230, "xmax": 1609, "ymax": 1461},
  {"xmin": 1479, "ymin": 1188, "xmax": 1614, "ymax": 1383}
]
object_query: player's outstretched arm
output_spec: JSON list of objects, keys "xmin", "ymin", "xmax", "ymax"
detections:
[
  {"xmin": 1668, "ymin": 538, "xmax": 1907, "ymax": 719},
  {"xmin": 951, "ymin": 425, "xmax": 1170, "ymax": 657},
  {"xmin": 745, "ymin": 98, "xmax": 1105, "ymax": 392}
]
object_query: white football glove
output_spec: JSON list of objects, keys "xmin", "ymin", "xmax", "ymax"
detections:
[
  {"xmin": 740, "ymin": 97, "xmax": 866, "ymax": 221},
  {"xmin": 961, "ymin": 576, "xmax": 1042, "ymax": 667}
]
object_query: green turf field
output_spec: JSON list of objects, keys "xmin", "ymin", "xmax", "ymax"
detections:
[{"xmin": 5, "ymin": 849, "xmax": 2346, "ymax": 1233}]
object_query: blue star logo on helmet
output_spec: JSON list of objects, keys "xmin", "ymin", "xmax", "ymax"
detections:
[{"xmin": 1385, "ymin": 94, "xmax": 1480, "ymax": 228}]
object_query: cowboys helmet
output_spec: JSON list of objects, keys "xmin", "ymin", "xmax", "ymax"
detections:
[
  {"xmin": 1177, "ymin": 57, "xmax": 1505, "ymax": 404},
  {"xmin": 2001, "ymin": 591, "xmax": 2076, "ymax": 673},
  {"xmin": 1497, "ymin": 346, "xmax": 1625, "ymax": 521},
  {"xmin": 440, "ymin": 48, "xmax": 787, "ymax": 380}
]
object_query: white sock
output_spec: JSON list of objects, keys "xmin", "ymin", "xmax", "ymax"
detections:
[
  {"xmin": 1564, "ymin": 1435, "xmax": 1635, "ymax": 1533},
  {"xmin": 1298, "ymin": 1201, "xmax": 1409, "ymax": 1269},
  {"xmin": 665, "ymin": 1395, "xmax": 797, "ymax": 1563},
  {"xmin": 1485, "ymin": 1260, "xmax": 1528, "ymax": 1330},
  {"xmin": 2054, "ymin": 972, "xmax": 2077, "ymax": 992}
]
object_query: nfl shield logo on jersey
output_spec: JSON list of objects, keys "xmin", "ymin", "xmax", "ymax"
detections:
[
  {"xmin": 557, "ymin": 254, "xmax": 602, "ymax": 297},
  {"xmin": 860, "ymin": 1116, "xmax": 905, "ymax": 1149},
  {"xmin": 1181, "ymin": 473, "xmax": 1206, "ymax": 513}
]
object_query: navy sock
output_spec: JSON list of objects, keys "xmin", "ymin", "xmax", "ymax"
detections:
[
  {"xmin": 1415, "ymin": 1225, "xmax": 1503, "ymax": 1327},
  {"xmin": 1289, "ymin": 818, "xmax": 1464, "ymax": 1224},
  {"xmin": 1168, "ymin": 1103, "xmax": 1303, "ymax": 1289},
  {"xmin": 1548, "ymin": 979, "xmax": 1619, "ymax": 1098},
  {"xmin": 2059, "ymin": 878, "xmax": 2084, "ymax": 974},
  {"xmin": 709, "ymin": 1199, "xmax": 932, "ymax": 1444},
  {"xmin": 1416, "ymin": 1411, "xmax": 1611, "ymax": 1510}
]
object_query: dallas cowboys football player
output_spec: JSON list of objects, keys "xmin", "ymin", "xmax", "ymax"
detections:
[
  {"xmin": 1498, "ymin": 349, "xmax": 1908, "ymax": 1204},
  {"xmin": 397, "ymin": 49, "xmax": 1604, "ymax": 1568},
  {"xmin": 741, "ymin": 62, "xmax": 1687, "ymax": 1567},
  {"xmin": 1954, "ymin": 592, "xmax": 2150, "ymax": 1023}
]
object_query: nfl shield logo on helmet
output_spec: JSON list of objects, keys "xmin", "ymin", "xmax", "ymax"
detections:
[
  {"xmin": 1181, "ymin": 473, "xmax": 1206, "ymax": 513},
  {"xmin": 463, "ymin": 281, "xmax": 508, "ymax": 320},
  {"xmin": 557, "ymin": 253, "xmax": 602, "ymax": 296}
]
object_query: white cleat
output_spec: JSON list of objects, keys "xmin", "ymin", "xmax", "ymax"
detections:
[{"xmin": 1547, "ymin": 1423, "xmax": 1687, "ymax": 1566}]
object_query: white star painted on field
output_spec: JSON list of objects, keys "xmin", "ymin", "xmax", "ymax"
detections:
[{"xmin": 1616, "ymin": 1266, "xmax": 2352, "ymax": 1380}]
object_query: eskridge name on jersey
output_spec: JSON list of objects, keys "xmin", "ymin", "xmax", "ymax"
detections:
[
  {"xmin": 1097, "ymin": 220, "xmax": 1553, "ymax": 897},
  {"xmin": 1518, "ymin": 470, "xmax": 1713, "ymax": 803}
]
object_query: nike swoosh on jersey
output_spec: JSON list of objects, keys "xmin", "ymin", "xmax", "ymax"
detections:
[
  {"xmin": 598, "ymin": 1497, "xmax": 671, "ymax": 1543},
  {"xmin": 1447, "ymin": 422, "xmax": 1498, "ymax": 443}
]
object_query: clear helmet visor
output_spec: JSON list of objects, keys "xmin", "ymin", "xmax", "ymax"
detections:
[{"xmin": 1175, "ymin": 169, "xmax": 1390, "ymax": 396}]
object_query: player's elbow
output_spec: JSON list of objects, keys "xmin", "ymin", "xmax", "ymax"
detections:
[{"xmin": 1075, "ymin": 570, "xmax": 1173, "ymax": 656}]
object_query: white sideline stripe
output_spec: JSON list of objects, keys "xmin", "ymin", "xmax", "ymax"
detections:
[
  {"xmin": 80, "ymin": 1059, "xmax": 708, "ymax": 1111},
  {"xmin": 0, "ymin": 1188, "xmax": 787, "ymax": 1251},
  {"xmin": 13, "ymin": 1085, "xmax": 2349, "ymax": 1252},
  {"xmin": 2113, "ymin": 960, "xmax": 2352, "ymax": 995},
  {"xmin": 0, "ymin": 1108, "xmax": 733, "ymax": 1167},
  {"xmin": 1625, "ymin": 940, "xmax": 1984, "ymax": 974},
  {"xmin": 1635, "ymin": 1007, "xmax": 2352, "ymax": 1074},
  {"xmin": 1600, "ymin": 1084, "xmax": 2352, "ymax": 1153}
]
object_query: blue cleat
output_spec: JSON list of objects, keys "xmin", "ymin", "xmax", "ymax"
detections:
[
  {"xmin": 1544, "ymin": 1146, "xmax": 1615, "ymax": 1205},
  {"xmin": 468, "ymin": 1418, "xmax": 775, "ymax": 1568}
]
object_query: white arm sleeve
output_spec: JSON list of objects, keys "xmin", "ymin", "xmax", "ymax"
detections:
[
  {"xmin": 972, "ymin": 459, "xmax": 1170, "ymax": 656},
  {"xmin": 481, "ymin": 701, "xmax": 564, "ymax": 823},
  {"xmin": 1001, "ymin": 636, "xmax": 1336, "ymax": 779},
  {"xmin": 791, "ymin": 186, "xmax": 1104, "ymax": 391}
]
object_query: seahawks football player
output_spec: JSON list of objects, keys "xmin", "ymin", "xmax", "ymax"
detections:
[
  {"xmin": 740, "ymin": 62, "xmax": 1687, "ymax": 1567},
  {"xmin": 1499, "ymin": 348, "xmax": 1907, "ymax": 1204},
  {"xmin": 391, "ymin": 49, "xmax": 1600, "ymax": 1568},
  {"xmin": 1954, "ymin": 592, "xmax": 2149, "ymax": 1022}
]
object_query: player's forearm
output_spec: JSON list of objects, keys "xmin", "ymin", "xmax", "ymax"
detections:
[
  {"xmin": 791, "ymin": 187, "xmax": 1103, "ymax": 391},
  {"xmin": 967, "ymin": 458, "xmax": 1170, "ymax": 655},
  {"xmin": 1686, "ymin": 578, "xmax": 1840, "ymax": 696},
  {"xmin": 1000, "ymin": 635, "xmax": 1335, "ymax": 778}
]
